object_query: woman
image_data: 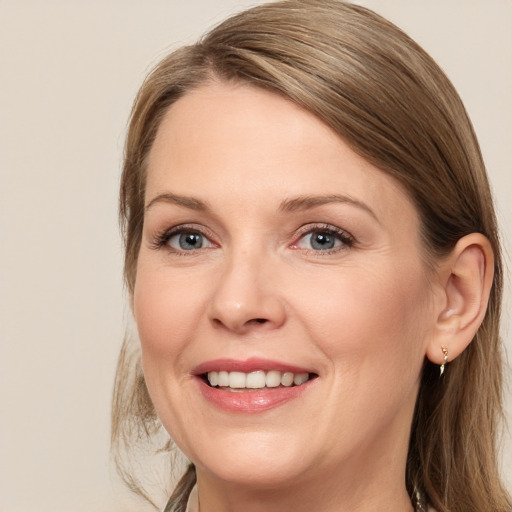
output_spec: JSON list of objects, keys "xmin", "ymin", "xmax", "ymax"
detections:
[{"xmin": 111, "ymin": 1, "xmax": 511, "ymax": 511}]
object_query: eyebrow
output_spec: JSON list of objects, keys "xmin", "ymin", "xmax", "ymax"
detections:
[
  {"xmin": 279, "ymin": 194, "xmax": 379, "ymax": 222},
  {"xmin": 145, "ymin": 191, "xmax": 379, "ymax": 222},
  {"xmin": 145, "ymin": 192, "xmax": 210, "ymax": 212}
]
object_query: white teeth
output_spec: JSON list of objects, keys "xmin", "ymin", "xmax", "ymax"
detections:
[
  {"xmin": 218, "ymin": 371, "xmax": 229, "ymax": 387},
  {"xmin": 281, "ymin": 372, "xmax": 294, "ymax": 387},
  {"xmin": 228, "ymin": 371, "xmax": 246, "ymax": 389},
  {"xmin": 206, "ymin": 370, "xmax": 311, "ymax": 389},
  {"xmin": 293, "ymin": 372, "xmax": 309, "ymax": 386},
  {"xmin": 266, "ymin": 370, "xmax": 281, "ymax": 388},
  {"xmin": 208, "ymin": 371, "xmax": 219, "ymax": 386},
  {"xmin": 246, "ymin": 371, "xmax": 266, "ymax": 388}
]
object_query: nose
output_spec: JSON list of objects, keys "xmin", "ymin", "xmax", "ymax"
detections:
[{"xmin": 208, "ymin": 250, "xmax": 286, "ymax": 334}]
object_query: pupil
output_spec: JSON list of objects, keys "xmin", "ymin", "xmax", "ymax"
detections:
[
  {"xmin": 180, "ymin": 233, "xmax": 202, "ymax": 249},
  {"xmin": 311, "ymin": 232, "xmax": 335, "ymax": 250}
]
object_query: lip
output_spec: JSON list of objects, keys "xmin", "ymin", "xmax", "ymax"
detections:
[
  {"xmin": 192, "ymin": 358, "xmax": 317, "ymax": 414},
  {"xmin": 192, "ymin": 357, "xmax": 315, "ymax": 375},
  {"xmin": 196, "ymin": 377, "xmax": 316, "ymax": 413}
]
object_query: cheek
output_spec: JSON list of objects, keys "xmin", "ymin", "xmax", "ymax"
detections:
[
  {"xmin": 295, "ymin": 265, "xmax": 431, "ymax": 446},
  {"xmin": 133, "ymin": 261, "xmax": 205, "ymax": 357},
  {"xmin": 132, "ymin": 261, "xmax": 208, "ymax": 442},
  {"xmin": 296, "ymin": 263, "xmax": 431, "ymax": 373}
]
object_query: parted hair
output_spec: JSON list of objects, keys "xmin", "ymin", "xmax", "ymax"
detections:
[{"xmin": 112, "ymin": 1, "xmax": 510, "ymax": 511}]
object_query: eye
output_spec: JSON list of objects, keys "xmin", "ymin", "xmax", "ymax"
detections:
[
  {"xmin": 150, "ymin": 225, "xmax": 217, "ymax": 253},
  {"xmin": 301, "ymin": 231, "xmax": 340, "ymax": 250},
  {"xmin": 167, "ymin": 230, "xmax": 214, "ymax": 251},
  {"xmin": 293, "ymin": 225, "xmax": 354, "ymax": 252}
]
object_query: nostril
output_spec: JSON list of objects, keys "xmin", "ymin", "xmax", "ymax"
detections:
[{"xmin": 211, "ymin": 317, "xmax": 268, "ymax": 329}]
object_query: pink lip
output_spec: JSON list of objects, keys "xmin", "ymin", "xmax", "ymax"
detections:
[
  {"xmin": 191, "ymin": 358, "xmax": 317, "ymax": 414},
  {"xmin": 196, "ymin": 377, "xmax": 316, "ymax": 413},
  {"xmin": 192, "ymin": 357, "xmax": 314, "ymax": 375}
]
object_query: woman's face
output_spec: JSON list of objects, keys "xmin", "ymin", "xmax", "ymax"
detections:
[{"xmin": 134, "ymin": 82, "xmax": 437, "ymax": 490}]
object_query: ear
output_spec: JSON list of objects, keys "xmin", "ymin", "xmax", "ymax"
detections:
[{"xmin": 425, "ymin": 233, "xmax": 494, "ymax": 366}]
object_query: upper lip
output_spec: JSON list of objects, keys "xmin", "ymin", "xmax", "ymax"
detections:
[{"xmin": 192, "ymin": 357, "xmax": 315, "ymax": 376}]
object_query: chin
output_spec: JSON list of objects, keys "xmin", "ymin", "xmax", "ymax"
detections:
[
  {"xmin": 199, "ymin": 457, "xmax": 305, "ymax": 490},
  {"xmin": 185, "ymin": 429, "xmax": 312, "ymax": 488}
]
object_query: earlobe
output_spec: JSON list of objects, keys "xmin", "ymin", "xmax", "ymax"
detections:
[{"xmin": 426, "ymin": 233, "xmax": 494, "ymax": 366}]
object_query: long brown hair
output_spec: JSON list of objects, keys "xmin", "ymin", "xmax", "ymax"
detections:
[{"xmin": 112, "ymin": 1, "xmax": 510, "ymax": 510}]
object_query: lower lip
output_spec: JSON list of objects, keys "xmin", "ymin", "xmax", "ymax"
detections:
[{"xmin": 197, "ymin": 378, "xmax": 315, "ymax": 413}]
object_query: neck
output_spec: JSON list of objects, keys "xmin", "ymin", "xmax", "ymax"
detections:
[{"xmin": 195, "ymin": 456, "xmax": 414, "ymax": 512}]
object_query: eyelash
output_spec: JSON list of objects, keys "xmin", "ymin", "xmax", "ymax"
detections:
[
  {"xmin": 150, "ymin": 223, "xmax": 355, "ymax": 255},
  {"xmin": 291, "ymin": 223, "xmax": 355, "ymax": 254},
  {"xmin": 150, "ymin": 224, "xmax": 217, "ymax": 254}
]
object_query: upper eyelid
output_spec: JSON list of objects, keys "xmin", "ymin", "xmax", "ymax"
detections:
[
  {"xmin": 160, "ymin": 223, "xmax": 215, "ymax": 238},
  {"xmin": 293, "ymin": 223, "xmax": 354, "ymax": 239}
]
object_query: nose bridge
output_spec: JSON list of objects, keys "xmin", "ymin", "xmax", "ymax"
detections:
[{"xmin": 208, "ymin": 242, "xmax": 285, "ymax": 333}]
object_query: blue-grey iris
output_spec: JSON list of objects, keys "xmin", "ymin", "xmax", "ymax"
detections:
[
  {"xmin": 179, "ymin": 233, "xmax": 203, "ymax": 250},
  {"xmin": 310, "ymin": 232, "xmax": 335, "ymax": 250}
]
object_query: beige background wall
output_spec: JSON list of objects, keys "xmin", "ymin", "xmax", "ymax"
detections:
[{"xmin": 1, "ymin": 1, "xmax": 510, "ymax": 511}]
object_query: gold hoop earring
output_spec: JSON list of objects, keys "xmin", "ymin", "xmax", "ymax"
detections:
[{"xmin": 439, "ymin": 346, "xmax": 449, "ymax": 376}]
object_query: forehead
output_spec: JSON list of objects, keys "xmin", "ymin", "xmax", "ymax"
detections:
[{"xmin": 146, "ymin": 81, "xmax": 417, "ymax": 226}]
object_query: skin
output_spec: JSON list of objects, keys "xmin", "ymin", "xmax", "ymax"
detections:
[{"xmin": 134, "ymin": 81, "xmax": 445, "ymax": 512}]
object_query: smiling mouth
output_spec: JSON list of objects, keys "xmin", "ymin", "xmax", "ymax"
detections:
[{"xmin": 204, "ymin": 370, "xmax": 316, "ymax": 390}]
